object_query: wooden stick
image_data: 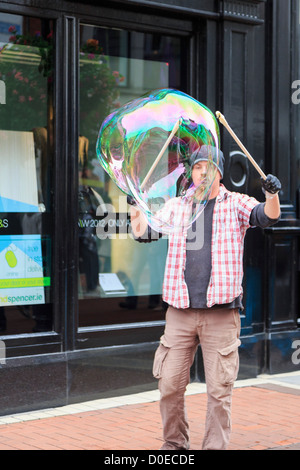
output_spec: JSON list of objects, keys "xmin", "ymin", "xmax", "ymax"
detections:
[
  {"xmin": 140, "ymin": 118, "xmax": 181, "ymax": 190},
  {"xmin": 216, "ymin": 111, "xmax": 267, "ymax": 180}
]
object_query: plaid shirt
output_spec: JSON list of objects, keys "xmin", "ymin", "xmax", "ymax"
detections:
[{"xmin": 162, "ymin": 184, "xmax": 259, "ymax": 309}]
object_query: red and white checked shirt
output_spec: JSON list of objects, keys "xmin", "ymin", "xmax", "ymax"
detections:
[{"xmin": 162, "ymin": 184, "xmax": 259, "ymax": 309}]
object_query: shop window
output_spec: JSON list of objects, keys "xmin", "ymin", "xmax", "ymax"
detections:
[
  {"xmin": 0, "ymin": 13, "xmax": 54, "ymax": 334},
  {"xmin": 78, "ymin": 24, "xmax": 187, "ymax": 327}
]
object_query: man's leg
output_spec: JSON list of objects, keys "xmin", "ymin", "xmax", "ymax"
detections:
[
  {"xmin": 153, "ymin": 306, "xmax": 198, "ymax": 450},
  {"xmin": 199, "ymin": 309, "xmax": 241, "ymax": 450}
]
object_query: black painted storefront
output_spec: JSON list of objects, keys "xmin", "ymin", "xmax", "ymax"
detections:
[{"xmin": 0, "ymin": 0, "xmax": 299, "ymax": 416}]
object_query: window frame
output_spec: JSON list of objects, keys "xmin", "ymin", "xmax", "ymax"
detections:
[{"xmin": 0, "ymin": 3, "xmax": 63, "ymax": 357}]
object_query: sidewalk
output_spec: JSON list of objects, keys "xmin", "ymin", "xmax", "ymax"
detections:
[{"xmin": 0, "ymin": 371, "xmax": 299, "ymax": 450}]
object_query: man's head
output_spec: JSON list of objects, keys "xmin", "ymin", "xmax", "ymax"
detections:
[
  {"xmin": 190, "ymin": 145, "xmax": 224, "ymax": 178},
  {"xmin": 190, "ymin": 145, "xmax": 224, "ymax": 198}
]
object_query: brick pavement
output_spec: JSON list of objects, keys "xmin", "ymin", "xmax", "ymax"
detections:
[{"xmin": 0, "ymin": 375, "xmax": 300, "ymax": 451}]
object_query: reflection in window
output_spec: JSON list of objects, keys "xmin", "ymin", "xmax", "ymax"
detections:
[
  {"xmin": 0, "ymin": 14, "xmax": 54, "ymax": 334},
  {"xmin": 78, "ymin": 24, "xmax": 186, "ymax": 327}
]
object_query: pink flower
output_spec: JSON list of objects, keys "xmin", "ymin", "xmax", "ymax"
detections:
[
  {"xmin": 8, "ymin": 26, "xmax": 16, "ymax": 33},
  {"xmin": 28, "ymin": 96, "xmax": 33, "ymax": 102},
  {"xmin": 13, "ymin": 89, "xmax": 18, "ymax": 95},
  {"xmin": 112, "ymin": 71, "xmax": 119, "ymax": 77},
  {"xmin": 14, "ymin": 71, "xmax": 23, "ymax": 81},
  {"xmin": 19, "ymin": 96, "xmax": 26, "ymax": 103},
  {"xmin": 88, "ymin": 53, "xmax": 95, "ymax": 60}
]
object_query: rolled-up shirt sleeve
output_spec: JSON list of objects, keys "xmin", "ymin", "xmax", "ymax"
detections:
[
  {"xmin": 250, "ymin": 202, "xmax": 280, "ymax": 228},
  {"xmin": 131, "ymin": 225, "xmax": 163, "ymax": 243}
]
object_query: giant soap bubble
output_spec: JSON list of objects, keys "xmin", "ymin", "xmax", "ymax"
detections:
[{"xmin": 96, "ymin": 88, "xmax": 220, "ymax": 234}]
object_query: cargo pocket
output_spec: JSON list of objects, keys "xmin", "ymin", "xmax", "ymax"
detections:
[
  {"xmin": 217, "ymin": 338, "xmax": 241, "ymax": 385},
  {"xmin": 152, "ymin": 343, "xmax": 170, "ymax": 379}
]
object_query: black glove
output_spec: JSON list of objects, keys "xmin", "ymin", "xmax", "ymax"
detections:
[
  {"xmin": 127, "ymin": 195, "xmax": 137, "ymax": 206},
  {"xmin": 261, "ymin": 174, "xmax": 281, "ymax": 195}
]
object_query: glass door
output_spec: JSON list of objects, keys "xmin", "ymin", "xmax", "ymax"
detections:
[
  {"xmin": 78, "ymin": 23, "xmax": 188, "ymax": 328},
  {"xmin": 0, "ymin": 12, "xmax": 54, "ymax": 335}
]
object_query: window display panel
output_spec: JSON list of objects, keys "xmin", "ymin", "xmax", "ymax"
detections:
[
  {"xmin": 0, "ymin": 13, "xmax": 54, "ymax": 334},
  {"xmin": 79, "ymin": 24, "xmax": 186, "ymax": 327}
]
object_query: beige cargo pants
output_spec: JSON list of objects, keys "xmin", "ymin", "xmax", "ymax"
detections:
[{"xmin": 153, "ymin": 306, "xmax": 241, "ymax": 450}]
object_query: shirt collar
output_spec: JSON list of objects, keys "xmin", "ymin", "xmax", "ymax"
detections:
[{"xmin": 216, "ymin": 183, "xmax": 230, "ymax": 202}]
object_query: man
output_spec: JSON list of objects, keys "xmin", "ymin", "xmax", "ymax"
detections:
[{"xmin": 129, "ymin": 145, "xmax": 281, "ymax": 450}]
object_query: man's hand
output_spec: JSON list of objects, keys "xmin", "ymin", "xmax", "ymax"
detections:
[
  {"xmin": 129, "ymin": 204, "xmax": 148, "ymax": 238},
  {"xmin": 261, "ymin": 174, "xmax": 281, "ymax": 220},
  {"xmin": 261, "ymin": 174, "xmax": 281, "ymax": 195}
]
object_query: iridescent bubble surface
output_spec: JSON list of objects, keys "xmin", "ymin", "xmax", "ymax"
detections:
[{"xmin": 96, "ymin": 88, "xmax": 220, "ymax": 233}]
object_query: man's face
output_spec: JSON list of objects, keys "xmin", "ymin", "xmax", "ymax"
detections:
[
  {"xmin": 192, "ymin": 161, "xmax": 209, "ymax": 187},
  {"xmin": 191, "ymin": 161, "xmax": 221, "ymax": 198}
]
